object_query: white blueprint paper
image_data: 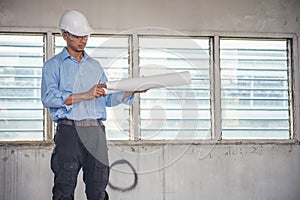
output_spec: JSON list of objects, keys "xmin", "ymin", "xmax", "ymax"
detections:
[{"xmin": 105, "ymin": 71, "xmax": 191, "ymax": 94}]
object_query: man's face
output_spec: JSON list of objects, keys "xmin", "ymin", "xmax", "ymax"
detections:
[{"xmin": 63, "ymin": 32, "xmax": 88, "ymax": 52}]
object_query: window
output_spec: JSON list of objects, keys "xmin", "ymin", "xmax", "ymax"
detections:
[
  {"xmin": 55, "ymin": 35, "xmax": 130, "ymax": 140},
  {"xmin": 139, "ymin": 37, "xmax": 211, "ymax": 139},
  {"xmin": 0, "ymin": 32, "xmax": 294, "ymax": 142},
  {"xmin": 220, "ymin": 39, "xmax": 291, "ymax": 139},
  {"xmin": 0, "ymin": 34, "xmax": 44, "ymax": 141}
]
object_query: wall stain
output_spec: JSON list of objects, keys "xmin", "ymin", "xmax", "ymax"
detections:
[
  {"xmin": 2, "ymin": 156, "xmax": 8, "ymax": 162},
  {"xmin": 130, "ymin": 147, "xmax": 135, "ymax": 152}
]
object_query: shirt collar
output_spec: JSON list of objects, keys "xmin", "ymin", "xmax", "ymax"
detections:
[{"xmin": 61, "ymin": 47, "xmax": 89, "ymax": 62}]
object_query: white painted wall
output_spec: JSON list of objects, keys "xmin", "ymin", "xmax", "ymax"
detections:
[{"xmin": 0, "ymin": 0, "xmax": 300, "ymax": 199}]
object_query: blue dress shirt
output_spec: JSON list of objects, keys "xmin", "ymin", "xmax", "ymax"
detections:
[{"xmin": 41, "ymin": 47, "xmax": 134, "ymax": 122}]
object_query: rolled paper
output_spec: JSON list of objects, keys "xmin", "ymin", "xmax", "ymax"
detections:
[{"xmin": 104, "ymin": 71, "xmax": 191, "ymax": 94}]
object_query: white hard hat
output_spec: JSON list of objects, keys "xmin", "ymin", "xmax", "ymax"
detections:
[{"xmin": 59, "ymin": 10, "xmax": 94, "ymax": 36}]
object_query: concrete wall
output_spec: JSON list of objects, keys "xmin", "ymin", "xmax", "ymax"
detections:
[
  {"xmin": 0, "ymin": 0, "xmax": 300, "ymax": 200},
  {"xmin": 0, "ymin": 144, "xmax": 300, "ymax": 200},
  {"xmin": 0, "ymin": 0, "xmax": 300, "ymax": 35}
]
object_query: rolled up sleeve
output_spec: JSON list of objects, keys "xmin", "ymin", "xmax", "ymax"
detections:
[
  {"xmin": 41, "ymin": 60, "xmax": 71, "ymax": 108},
  {"xmin": 105, "ymin": 92, "xmax": 134, "ymax": 107}
]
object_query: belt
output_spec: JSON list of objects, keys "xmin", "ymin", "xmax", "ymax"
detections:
[{"xmin": 58, "ymin": 119, "xmax": 104, "ymax": 127}]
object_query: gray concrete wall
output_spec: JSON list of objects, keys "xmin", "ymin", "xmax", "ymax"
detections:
[
  {"xmin": 0, "ymin": 0, "xmax": 300, "ymax": 200},
  {"xmin": 0, "ymin": 0, "xmax": 299, "ymax": 34},
  {"xmin": 1, "ymin": 144, "xmax": 300, "ymax": 200}
]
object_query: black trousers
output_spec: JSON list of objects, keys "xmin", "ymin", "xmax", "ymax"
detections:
[{"xmin": 51, "ymin": 123, "xmax": 109, "ymax": 200}]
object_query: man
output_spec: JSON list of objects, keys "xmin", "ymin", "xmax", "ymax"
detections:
[{"xmin": 41, "ymin": 10, "xmax": 139, "ymax": 200}]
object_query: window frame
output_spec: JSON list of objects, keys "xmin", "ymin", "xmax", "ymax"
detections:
[
  {"xmin": 211, "ymin": 35, "xmax": 298, "ymax": 143},
  {"xmin": 0, "ymin": 32, "xmax": 46, "ymax": 142},
  {"xmin": 54, "ymin": 33, "xmax": 133, "ymax": 140},
  {"xmin": 137, "ymin": 35, "xmax": 211, "ymax": 140},
  {"xmin": 219, "ymin": 37, "xmax": 292, "ymax": 140},
  {"xmin": 0, "ymin": 29, "xmax": 298, "ymax": 144}
]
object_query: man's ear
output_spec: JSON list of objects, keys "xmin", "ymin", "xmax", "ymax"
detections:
[{"xmin": 62, "ymin": 32, "xmax": 68, "ymax": 41}]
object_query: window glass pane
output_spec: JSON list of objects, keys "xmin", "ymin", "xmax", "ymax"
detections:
[
  {"xmin": 0, "ymin": 34, "xmax": 44, "ymax": 141},
  {"xmin": 139, "ymin": 37, "xmax": 211, "ymax": 140},
  {"xmin": 220, "ymin": 39, "xmax": 290, "ymax": 139},
  {"xmin": 55, "ymin": 35, "xmax": 130, "ymax": 140}
]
